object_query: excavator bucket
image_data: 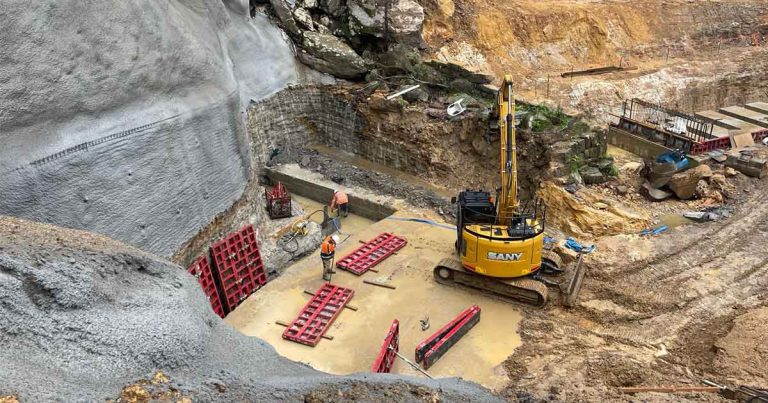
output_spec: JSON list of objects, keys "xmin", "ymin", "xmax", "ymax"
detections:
[{"xmin": 562, "ymin": 254, "xmax": 586, "ymax": 307}]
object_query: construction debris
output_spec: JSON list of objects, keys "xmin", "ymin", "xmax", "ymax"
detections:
[{"xmin": 415, "ymin": 305, "xmax": 481, "ymax": 370}]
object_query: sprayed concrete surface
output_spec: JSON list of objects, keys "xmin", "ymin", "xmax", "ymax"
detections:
[
  {"xmin": 226, "ymin": 213, "xmax": 523, "ymax": 390},
  {"xmin": 0, "ymin": 1, "xmax": 306, "ymax": 257}
]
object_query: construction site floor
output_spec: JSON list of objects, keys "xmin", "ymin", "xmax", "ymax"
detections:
[{"xmin": 225, "ymin": 212, "xmax": 522, "ymax": 390}]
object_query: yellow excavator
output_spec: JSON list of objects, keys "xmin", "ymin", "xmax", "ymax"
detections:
[{"xmin": 434, "ymin": 75, "xmax": 585, "ymax": 307}]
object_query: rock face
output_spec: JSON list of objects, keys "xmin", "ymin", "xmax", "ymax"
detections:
[
  {"xmin": 299, "ymin": 32, "xmax": 369, "ymax": 78},
  {"xmin": 348, "ymin": 0, "xmax": 386, "ymax": 36},
  {"xmin": 538, "ymin": 182, "xmax": 651, "ymax": 238},
  {"xmin": 0, "ymin": 1, "xmax": 303, "ymax": 257},
  {"xmin": 0, "ymin": 216, "xmax": 501, "ymax": 401},
  {"xmin": 388, "ymin": 0, "xmax": 424, "ymax": 41}
]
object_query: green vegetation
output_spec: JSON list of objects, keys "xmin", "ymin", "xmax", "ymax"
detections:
[
  {"xmin": 517, "ymin": 103, "xmax": 572, "ymax": 132},
  {"xmin": 568, "ymin": 155, "xmax": 585, "ymax": 174}
]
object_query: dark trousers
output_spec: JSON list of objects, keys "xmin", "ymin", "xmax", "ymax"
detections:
[
  {"xmin": 339, "ymin": 203, "xmax": 349, "ymax": 217},
  {"xmin": 322, "ymin": 256, "xmax": 333, "ymax": 281}
]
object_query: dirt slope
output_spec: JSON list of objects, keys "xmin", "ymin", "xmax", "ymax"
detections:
[{"xmin": 502, "ymin": 176, "xmax": 768, "ymax": 401}]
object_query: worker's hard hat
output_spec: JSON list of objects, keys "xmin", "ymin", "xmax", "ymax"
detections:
[{"xmin": 331, "ymin": 235, "xmax": 340, "ymax": 243}]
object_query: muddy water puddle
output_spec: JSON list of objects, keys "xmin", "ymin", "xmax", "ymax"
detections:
[
  {"xmin": 226, "ymin": 215, "xmax": 522, "ymax": 390},
  {"xmin": 658, "ymin": 213, "xmax": 695, "ymax": 228}
]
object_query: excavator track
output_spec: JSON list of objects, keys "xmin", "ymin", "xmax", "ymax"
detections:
[{"xmin": 433, "ymin": 258, "xmax": 549, "ymax": 307}]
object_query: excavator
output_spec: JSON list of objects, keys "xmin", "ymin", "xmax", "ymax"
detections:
[{"xmin": 434, "ymin": 75, "xmax": 586, "ymax": 307}]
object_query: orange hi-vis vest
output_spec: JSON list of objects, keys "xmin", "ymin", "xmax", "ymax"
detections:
[
  {"xmin": 320, "ymin": 236, "xmax": 336, "ymax": 259},
  {"xmin": 333, "ymin": 191, "xmax": 348, "ymax": 205}
]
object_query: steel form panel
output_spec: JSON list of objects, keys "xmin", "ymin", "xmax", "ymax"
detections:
[
  {"xmin": 187, "ymin": 255, "xmax": 226, "ymax": 318},
  {"xmin": 371, "ymin": 319, "xmax": 400, "ymax": 373},
  {"xmin": 282, "ymin": 283, "xmax": 354, "ymax": 347},
  {"xmin": 336, "ymin": 233, "xmax": 407, "ymax": 275},
  {"xmin": 415, "ymin": 305, "xmax": 481, "ymax": 369},
  {"xmin": 210, "ymin": 224, "xmax": 267, "ymax": 313}
]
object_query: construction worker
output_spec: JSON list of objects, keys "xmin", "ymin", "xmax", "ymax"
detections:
[
  {"xmin": 320, "ymin": 234, "xmax": 339, "ymax": 281},
  {"xmin": 330, "ymin": 189, "xmax": 349, "ymax": 217}
]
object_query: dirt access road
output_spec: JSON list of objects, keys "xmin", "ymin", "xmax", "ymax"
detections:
[{"xmin": 503, "ymin": 177, "xmax": 768, "ymax": 402}]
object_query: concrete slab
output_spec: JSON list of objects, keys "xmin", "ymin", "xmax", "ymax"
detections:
[
  {"xmin": 225, "ymin": 213, "xmax": 523, "ymax": 390},
  {"xmin": 718, "ymin": 106, "xmax": 768, "ymax": 128},
  {"xmin": 745, "ymin": 102, "xmax": 768, "ymax": 115},
  {"xmin": 695, "ymin": 110, "xmax": 760, "ymax": 137}
]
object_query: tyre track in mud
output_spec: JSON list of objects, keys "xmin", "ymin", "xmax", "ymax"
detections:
[{"xmin": 579, "ymin": 179, "xmax": 768, "ymax": 346}]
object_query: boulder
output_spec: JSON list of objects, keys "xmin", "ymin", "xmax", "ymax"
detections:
[
  {"xmin": 579, "ymin": 166, "xmax": 605, "ymax": 185},
  {"xmin": 348, "ymin": 0, "xmax": 386, "ymax": 36},
  {"xmin": 298, "ymin": 32, "xmax": 369, "ymax": 78},
  {"xmin": 724, "ymin": 167, "xmax": 739, "ymax": 177},
  {"xmin": 270, "ymin": 0, "xmax": 301, "ymax": 36},
  {"xmin": 293, "ymin": 7, "xmax": 314, "ymax": 30},
  {"xmin": 401, "ymin": 86, "xmax": 429, "ymax": 102},
  {"xmin": 387, "ymin": 0, "xmax": 424, "ymax": 40},
  {"xmin": 321, "ymin": 0, "xmax": 346, "ymax": 17},
  {"xmin": 667, "ymin": 165, "xmax": 710, "ymax": 200}
]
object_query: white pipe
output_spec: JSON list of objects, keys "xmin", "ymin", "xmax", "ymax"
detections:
[{"xmin": 386, "ymin": 85, "xmax": 421, "ymax": 100}]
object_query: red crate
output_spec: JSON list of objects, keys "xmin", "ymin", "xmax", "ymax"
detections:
[
  {"xmin": 210, "ymin": 224, "xmax": 267, "ymax": 313},
  {"xmin": 282, "ymin": 283, "xmax": 354, "ymax": 347},
  {"xmin": 187, "ymin": 255, "xmax": 225, "ymax": 318},
  {"xmin": 336, "ymin": 233, "xmax": 407, "ymax": 275},
  {"xmin": 265, "ymin": 182, "xmax": 292, "ymax": 219},
  {"xmin": 371, "ymin": 319, "xmax": 400, "ymax": 373}
]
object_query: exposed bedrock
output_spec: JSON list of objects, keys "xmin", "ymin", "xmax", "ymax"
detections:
[{"xmin": 0, "ymin": 0, "xmax": 304, "ymax": 257}]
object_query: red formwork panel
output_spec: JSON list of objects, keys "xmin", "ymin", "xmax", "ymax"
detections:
[
  {"xmin": 415, "ymin": 305, "xmax": 481, "ymax": 370},
  {"xmin": 187, "ymin": 255, "xmax": 226, "ymax": 318},
  {"xmin": 210, "ymin": 224, "xmax": 267, "ymax": 313},
  {"xmin": 282, "ymin": 283, "xmax": 354, "ymax": 347},
  {"xmin": 371, "ymin": 319, "xmax": 400, "ymax": 373},
  {"xmin": 753, "ymin": 129, "xmax": 768, "ymax": 143},
  {"xmin": 336, "ymin": 233, "xmax": 407, "ymax": 275}
]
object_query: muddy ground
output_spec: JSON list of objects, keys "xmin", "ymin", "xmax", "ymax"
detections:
[
  {"xmin": 274, "ymin": 142, "xmax": 768, "ymax": 401},
  {"xmin": 501, "ymin": 170, "xmax": 768, "ymax": 402}
]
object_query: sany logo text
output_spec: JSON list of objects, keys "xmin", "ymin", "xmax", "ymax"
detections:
[{"xmin": 487, "ymin": 252, "xmax": 523, "ymax": 261}]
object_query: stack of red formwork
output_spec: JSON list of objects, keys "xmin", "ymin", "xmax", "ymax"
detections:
[
  {"xmin": 186, "ymin": 255, "xmax": 226, "ymax": 318},
  {"xmin": 210, "ymin": 224, "xmax": 268, "ymax": 313}
]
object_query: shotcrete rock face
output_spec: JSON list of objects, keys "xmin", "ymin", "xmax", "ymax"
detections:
[{"xmin": 0, "ymin": 0, "xmax": 302, "ymax": 257}]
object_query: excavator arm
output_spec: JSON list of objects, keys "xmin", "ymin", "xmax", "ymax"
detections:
[{"xmin": 497, "ymin": 75, "xmax": 519, "ymax": 225}]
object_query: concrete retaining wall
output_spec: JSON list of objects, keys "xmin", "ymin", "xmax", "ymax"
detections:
[
  {"xmin": 608, "ymin": 126, "xmax": 674, "ymax": 160},
  {"xmin": 265, "ymin": 168, "xmax": 396, "ymax": 221}
]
